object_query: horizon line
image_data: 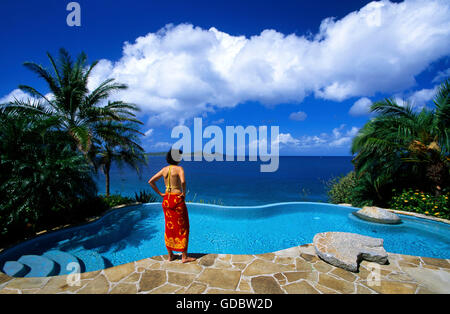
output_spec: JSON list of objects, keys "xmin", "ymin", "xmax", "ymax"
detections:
[{"xmin": 145, "ymin": 151, "xmax": 354, "ymax": 157}]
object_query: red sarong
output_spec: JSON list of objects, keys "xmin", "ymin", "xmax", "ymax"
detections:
[{"xmin": 162, "ymin": 193, "xmax": 189, "ymax": 252}]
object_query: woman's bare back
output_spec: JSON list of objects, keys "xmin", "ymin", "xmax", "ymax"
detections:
[{"xmin": 163, "ymin": 165, "xmax": 183, "ymax": 194}]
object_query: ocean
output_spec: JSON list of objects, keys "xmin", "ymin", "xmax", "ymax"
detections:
[{"xmin": 93, "ymin": 156, "xmax": 354, "ymax": 206}]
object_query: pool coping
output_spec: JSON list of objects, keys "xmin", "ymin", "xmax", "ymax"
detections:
[
  {"xmin": 388, "ymin": 209, "xmax": 450, "ymax": 224},
  {"xmin": 0, "ymin": 243, "xmax": 449, "ymax": 294},
  {"xmin": 336, "ymin": 203, "xmax": 450, "ymax": 224}
]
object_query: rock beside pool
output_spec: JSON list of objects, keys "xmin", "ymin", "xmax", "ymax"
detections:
[
  {"xmin": 313, "ymin": 232, "xmax": 388, "ymax": 272},
  {"xmin": 353, "ymin": 206, "xmax": 401, "ymax": 224}
]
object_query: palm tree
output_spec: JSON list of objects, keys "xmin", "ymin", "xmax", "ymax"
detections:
[
  {"xmin": 0, "ymin": 104, "xmax": 97, "ymax": 237},
  {"xmin": 8, "ymin": 48, "xmax": 141, "ymax": 153},
  {"xmin": 351, "ymin": 79, "xmax": 449, "ymax": 203},
  {"xmin": 91, "ymin": 120, "xmax": 147, "ymax": 197},
  {"xmin": 2, "ymin": 48, "xmax": 149, "ymax": 195}
]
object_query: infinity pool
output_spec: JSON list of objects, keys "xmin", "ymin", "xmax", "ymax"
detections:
[{"xmin": 1, "ymin": 202, "xmax": 450, "ymax": 277}]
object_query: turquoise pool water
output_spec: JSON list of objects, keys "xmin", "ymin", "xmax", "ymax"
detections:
[{"xmin": 1, "ymin": 202, "xmax": 449, "ymax": 276}]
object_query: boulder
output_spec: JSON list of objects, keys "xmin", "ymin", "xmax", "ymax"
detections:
[
  {"xmin": 353, "ymin": 206, "xmax": 401, "ymax": 224},
  {"xmin": 313, "ymin": 232, "xmax": 388, "ymax": 272}
]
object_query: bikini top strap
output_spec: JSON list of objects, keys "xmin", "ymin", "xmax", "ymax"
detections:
[{"xmin": 167, "ymin": 165, "xmax": 172, "ymax": 191}]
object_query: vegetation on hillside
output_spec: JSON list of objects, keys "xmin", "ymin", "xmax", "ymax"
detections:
[
  {"xmin": 0, "ymin": 49, "xmax": 149, "ymax": 244},
  {"xmin": 327, "ymin": 78, "xmax": 450, "ymax": 219}
]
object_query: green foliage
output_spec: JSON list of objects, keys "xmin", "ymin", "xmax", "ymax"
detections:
[
  {"xmin": 349, "ymin": 78, "xmax": 450, "ymax": 206},
  {"xmin": 325, "ymin": 171, "xmax": 373, "ymax": 207},
  {"xmin": 6, "ymin": 48, "xmax": 146, "ymax": 182},
  {"xmin": 326, "ymin": 172, "xmax": 357, "ymax": 204},
  {"xmin": 0, "ymin": 107, "xmax": 97, "ymax": 239},
  {"xmin": 134, "ymin": 190, "xmax": 158, "ymax": 203},
  {"xmin": 389, "ymin": 189, "xmax": 450, "ymax": 220},
  {"xmin": 91, "ymin": 120, "xmax": 147, "ymax": 196},
  {"xmin": 0, "ymin": 48, "xmax": 148, "ymax": 244},
  {"xmin": 98, "ymin": 194, "xmax": 134, "ymax": 208},
  {"xmin": 299, "ymin": 187, "xmax": 311, "ymax": 201},
  {"xmin": 184, "ymin": 191, "xmax": 224, "ymax": 205},
  {"xmin": 195, "ymin": 199, "xmax": 225, "ymax": 206}
]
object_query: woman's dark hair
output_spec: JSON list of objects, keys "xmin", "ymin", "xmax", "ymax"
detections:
[{"xmin": 166, "ymin": 148, "xmax": 183, "ymax": 165}]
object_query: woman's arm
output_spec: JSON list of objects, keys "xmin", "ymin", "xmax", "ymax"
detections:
[
  {"xmin": 179, "ymin": 167, "xmax": 186, "ymax": 197},
  {"xmin": 148, "ymin": 168, "xmax": 165, "ymax": 197}
]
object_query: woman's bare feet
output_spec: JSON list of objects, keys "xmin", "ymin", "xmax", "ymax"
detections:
[
  {"xmin": 167, "ymin": 250, "xmax": 176, "ymax": 261},
  {"xmin": 181, "ymin": 252, "xmax": 196, "ymax": 263},
  {"xmin": 182, "ymin": 256, "xmax": 196, "ymax": 263}
]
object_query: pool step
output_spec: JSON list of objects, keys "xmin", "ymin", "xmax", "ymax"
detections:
[
  {"xmin": 2, "ymin": 261, "xmax": 30, "ymax": 277},
  {"xmin": 17, "ymin": 255, "xmax": 58, "ymax": 277},
  {"xmin": 73, "ymin": 251, "xmax": 106, "ymax": 273},
  {"xmin": 1, "ymin": 250, "xmax": 109, "ymax": 278},
  {"xmin": 42, "ymin": 250, "xmax": 81, "ymax": 275}
]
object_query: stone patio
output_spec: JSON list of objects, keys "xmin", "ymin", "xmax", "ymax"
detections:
[{"xmin": 1, "ymin": 243, "xmax": 449, "ymax": 294}]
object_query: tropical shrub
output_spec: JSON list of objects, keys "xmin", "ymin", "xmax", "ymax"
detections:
[
  {"xmin": 326, "ymin": 172, "xmax": 357, "ymax": 204},
  {"xmin": 0, "ymin": 107, "xmax": 97, "ymax": 239},
  {"xmin": 98, "ymin": 194, "xmax": 134, "ymax": 208},
  {"xmin": 350, "ymin": 78, "xmax": 450, "ymax": 206},
  {"xmin": 326, "ymin": 171, "xmax": 375, "ymax": 207},
  {"xmin": 0, "ymin": 48, "xmax": 148, "ymax": 244},
  {"xmin": 389, "ymin": 188, "xmax": 450, "ymax": 220},
  {"xmin": 134, "ymin": 190, "xmax": 158, "ymax": 203}
]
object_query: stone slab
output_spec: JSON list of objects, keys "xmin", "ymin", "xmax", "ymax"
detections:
[
  {"xmin": 402, "ymin": 267, "xmax": 450, "ymax": 294},
  {"xmin": 314, "ymin": 232, "xmax": 388, "ymax": 272},
  {"xmin": 1, "ymin": 242, "xmax": 448, "ymax": 294},
  {"xmin": 353, "ymin": 206, "xmax": 401, "ymax": 224}
]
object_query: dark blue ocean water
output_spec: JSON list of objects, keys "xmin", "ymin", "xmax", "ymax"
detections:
[{"xmin": 94, "ymin": 156, "xmax": 354, "ymax": 205}]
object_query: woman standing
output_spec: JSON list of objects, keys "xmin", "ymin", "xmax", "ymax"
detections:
[{"xmin": 148, "ymin": 148, "xmax": 196, "ymax": 263}]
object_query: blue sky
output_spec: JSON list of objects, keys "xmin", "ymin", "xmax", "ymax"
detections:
[{"xmin": 1, "ymin": 0, "xmax": 449, "ymax": 156}]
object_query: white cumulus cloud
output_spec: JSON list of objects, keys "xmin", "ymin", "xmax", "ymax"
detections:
[
  {"xmin": 4, "ymin": 0, "xmax": 448, "ymax": 125},
  {"xmin": 95, "ymin": 1, "xmax": 449, "ymax": 124},
  {"xmin": 432, "ymin": 68, "xmax": 450, "ymax": 83},
  {"xmin": 349, "ymin": 97, "xmax": 373, "ymax": 116},
  {"xmin": 289, "ymin": 111, "xmax": 307, "ymax": 121},
  {"xmin": 275, "ymin": 124, "xmax": 360, "ymax": 151},
  {"xmin": 144, "ymin": 129, "xmax": 154, "ymax": 137},
  {"xmin": 0, "ymin": 89, "xmax": 32, "ymax": 104}
]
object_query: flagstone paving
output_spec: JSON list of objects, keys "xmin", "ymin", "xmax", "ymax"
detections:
[{"xmin": 1, "ymin": 243, "xmax": 449, "ymax": 294}]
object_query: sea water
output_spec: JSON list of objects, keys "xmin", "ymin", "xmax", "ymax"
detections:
[{"xmin": 94, "ymin": 156, "xmax": 354, "ymax": 205}]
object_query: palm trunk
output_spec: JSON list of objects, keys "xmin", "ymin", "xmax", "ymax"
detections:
[
  {"xmin": 104, "ymin": 163, "xmax": 111, "ymax": 197},
  {"xmin": 426, "ymin": 160, "xmax": 446, "ymax": 196}
]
